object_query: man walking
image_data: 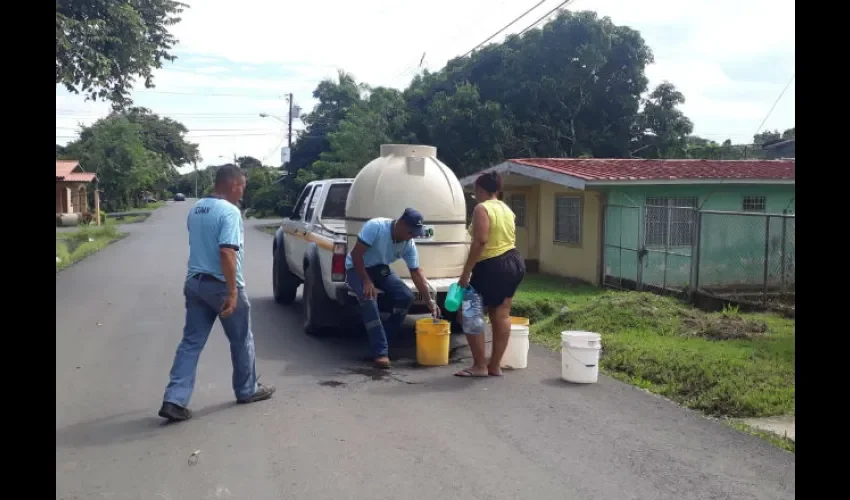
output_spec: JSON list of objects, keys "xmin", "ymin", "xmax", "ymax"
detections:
[
  {"xmin": 159, "ymin": 164, "xmax": 275, "ymax": 422},
  {"xmin": 346, "ymin": 208, "xmax": 439, "ymax": 368}
]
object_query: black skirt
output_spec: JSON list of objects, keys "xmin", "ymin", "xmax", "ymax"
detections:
[{"xmin": 469, "ymin": 248, "xmax": 526, "ymax": 309}]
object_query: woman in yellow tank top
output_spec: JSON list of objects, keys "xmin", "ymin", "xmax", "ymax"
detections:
[{"xmin": 455, "ymin": 172, "xmax": 526, "ymax": 378}]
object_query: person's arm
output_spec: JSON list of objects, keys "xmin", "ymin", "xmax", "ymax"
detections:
[
  {"xmin": 218, "ymin": 209, "xmax": 242, "ymax": 316},
  {"xmin": 460, "ymin": 204, "xmax": 489, "ymax": 287},
  {"xmin": 350, "ymin": 221, "xmax": 379, "ymax": 298}
]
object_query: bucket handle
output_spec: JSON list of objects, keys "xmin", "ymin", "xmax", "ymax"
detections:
[{"xmin": 563, "ymin": 346, "xmax": 602, "ymax": 368}]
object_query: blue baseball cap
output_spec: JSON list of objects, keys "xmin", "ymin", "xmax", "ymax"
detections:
[{"xmin": 400, "ymin": 208, "xmax": 426, "ymax": 237}]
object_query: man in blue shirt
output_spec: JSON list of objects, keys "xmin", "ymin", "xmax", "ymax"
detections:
[
  {"xmin": 159, "ymin": 164, "xmax": 275, "ymax": 422},
  {"xmin": 346, "ymin": 208, "xmax": 439, "ymax": 368}
]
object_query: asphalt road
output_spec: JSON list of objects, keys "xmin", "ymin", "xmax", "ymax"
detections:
[{"xmin": 56, "ymin": 201, "xmax": 795, "ymax": 500}]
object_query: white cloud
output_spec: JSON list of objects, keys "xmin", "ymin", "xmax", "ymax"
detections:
[{"xmin": 57, "ymin": 0, "xmax": 795, "ymax": 164}]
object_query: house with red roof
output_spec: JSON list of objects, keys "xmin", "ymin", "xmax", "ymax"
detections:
[
  {"xmin": 459, "ymin": 158, "xmax": 795, "ymax": 292},
  {"xmin": 56, "ymin": 160, "xmax": 101, "ymax": 224}
]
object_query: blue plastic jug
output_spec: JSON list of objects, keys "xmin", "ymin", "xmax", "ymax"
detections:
[{"xmin": 444, "ymin": 282, "xmax": 465, "ymax": 312}]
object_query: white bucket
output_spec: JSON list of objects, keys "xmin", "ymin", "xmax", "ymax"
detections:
[
  {"xmin": 484, "ymin": 323, "xmax": 530, "ymax": 369},
  {"xmin": 561, "ymin": 331, "xmax": 602, "ymax": 384}
]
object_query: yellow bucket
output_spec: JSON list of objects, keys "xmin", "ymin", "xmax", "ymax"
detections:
[
  {"xmin": 415, "ymin": 318, "xmax": 451, "ymax": 366},
  {"xmin": 510, "ymin": 316, "xmax": 530, "ymax": 326}
]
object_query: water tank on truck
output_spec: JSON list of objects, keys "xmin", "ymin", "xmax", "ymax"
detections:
[{"xmin": 345, "ymin": 144, "xmax": 469, "ymax": 279}]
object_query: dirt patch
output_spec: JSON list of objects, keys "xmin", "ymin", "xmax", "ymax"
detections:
[{"xmin": 680, "ymin": 310, "xmax": 767, "ymax": 340}]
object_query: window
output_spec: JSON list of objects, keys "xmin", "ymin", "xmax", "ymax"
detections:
[
  {"xmin": 645, "ymin": 196, "xmax": 697, "ymax": 247},
  {"xmin": 291, "ymin": 186, "xmax": 313, "ymax": 221},
  {"xmin": 304, "ymin": 185, "xmax": 323, "ymax": 222},
  {"xmin": 743, "ymin": 195, "xmax": 766, "ymax": 212},
  {"xmin": 322, "ymin": 183, "xmax": 351, "ymax": 219},
  {"xmin": 554, "ymin": 195, "xmax": 582, "ymax": 244},
  {"xmin": 507, "ymin": 193, "xmax": 527, "ymax": 227}
]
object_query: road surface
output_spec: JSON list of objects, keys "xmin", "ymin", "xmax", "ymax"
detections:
[{"xmin": 56, "ymin": 201, "xmax": 795, "ymax": 500}]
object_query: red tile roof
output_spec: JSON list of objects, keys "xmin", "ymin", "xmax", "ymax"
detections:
[
  {"xmin": 509, "ymin": 158, "xmax": 795, "ymax": 182},
  {"xmin": 56, "ymin": 160, "xmax": 80, "ymax": 178},
  {"xmin": 64, "ymin": 172, "xmax": 97, "ymax": 183},
  {"xmin": 56, "ymin": 160, "xmax": 96, "ymax": 182}
]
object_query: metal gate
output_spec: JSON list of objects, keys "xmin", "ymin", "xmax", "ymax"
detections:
[{"xmin": 602, "ymin": 202, "xmax": 696, "ymax": 294}]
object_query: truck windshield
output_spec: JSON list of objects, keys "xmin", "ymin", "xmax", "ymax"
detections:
[{"xmin": 321, "ymin": 183, "xmax": 351, "ymax": 219}]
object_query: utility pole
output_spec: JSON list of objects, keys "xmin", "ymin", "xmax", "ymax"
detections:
[
  {"xmin": 287, "ymin": 92, "xmax": 294, "ymax": 175},
  {"xmin": 193, "ymin": 160, "xmax": 198, "ymax": 198}
]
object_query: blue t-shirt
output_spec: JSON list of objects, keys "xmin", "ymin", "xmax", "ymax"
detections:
[
  {"xmin": 186, "ymin": 197, "xmax": 245, "ymax": 288},
  {"xmin": 344, "ymin": 218, "xmax": 419, "ymax": 271}
]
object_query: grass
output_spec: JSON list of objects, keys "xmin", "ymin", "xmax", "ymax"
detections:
[
  {"xmin": 141, "ymin": 200, "xmax": 166, "ymax": 210},
  {"xmin": 728, "ymin": 421, "xmax": 795, "ymax": 453},
  {"xmin": 512, "ymin": 274, "xmax": 795, "ymax": 420},
  {"xmin": 56, "ymin": 224, "xmax": 126, "ymax": 271}
]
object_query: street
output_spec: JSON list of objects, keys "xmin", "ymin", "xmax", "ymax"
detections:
[{"xmin": 56, "ymin": 201, "xmax": 795, "ymax": 500}]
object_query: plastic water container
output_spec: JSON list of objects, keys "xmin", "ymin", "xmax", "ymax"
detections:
[
  {"xmin": 461, "ymin": 287, "xmax": 485, "ymax": 334},
  {"xmin": 561, "ymin": 331, "xmax": 602, "ymax": 383},
  {"xmin": 484, "ymin": 317, "xmax": 530, "ymax": 369},
  {"xmin": 444, "ymin": 282, "xmax": 464, "ymax": 312},
  {"xmin": 415, "ymin": 318, "xmax": 451, "ymax": 366}
]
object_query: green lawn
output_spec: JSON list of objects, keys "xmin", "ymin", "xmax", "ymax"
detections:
[
  {"xmin": 56, "ymin": 224, "xmax": 126, "ymax": 271},
  {"xmin": 141, "ymin": 200, "xmax": 166, "ymax": 210},
  {"xmin": 512, "ymin": 274, "xmax": 795, "ymax": 421}
]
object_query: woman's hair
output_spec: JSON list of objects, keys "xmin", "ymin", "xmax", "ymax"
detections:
[{"xmin": 474, "ymin": 172, "xmax": 502, "ymax": 194}]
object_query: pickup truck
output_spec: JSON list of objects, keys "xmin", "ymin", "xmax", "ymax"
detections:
[{"xmin": 272, "ymin": 179, "xmax": 462, "ymax": 335}]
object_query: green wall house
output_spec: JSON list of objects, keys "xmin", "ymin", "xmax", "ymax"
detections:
[
  {"xmin": 458, "ymin": 158, "xmax": 794, "ymax": 295},
  {"xmin": 600, "ymin": 162, "xmax": 795, "ymax": 292}
]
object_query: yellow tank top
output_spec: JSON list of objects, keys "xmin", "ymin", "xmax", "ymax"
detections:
[{"xmin": 468, "ymin": 199, "xmax": 516, "ymax": 262}]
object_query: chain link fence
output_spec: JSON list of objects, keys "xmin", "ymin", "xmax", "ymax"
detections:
[
  {"xmin": 695, "ymin": 210, "xmax": 795, "ymax": 310},
  {"xmin": 603, "ymin": 205, "xmax": 796, "ymax": 311}
]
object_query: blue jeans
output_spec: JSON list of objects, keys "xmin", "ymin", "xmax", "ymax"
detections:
[
  {"xmin": 346, "ymin": 267, "xmax": 414, "ymax": 358},
  {"xmin": 163, "ymin": 275, "xmax": 258, "ymax": 407}
]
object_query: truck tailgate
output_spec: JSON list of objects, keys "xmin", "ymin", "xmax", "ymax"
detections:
[{"xmin": 346, "ymin": 277, "xmax": 458, "ymax": 303}]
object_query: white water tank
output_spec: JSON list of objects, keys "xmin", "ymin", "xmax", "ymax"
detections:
[{"xmin": 345, "ymin": 144, "xmax": 469, "ymax": 279}]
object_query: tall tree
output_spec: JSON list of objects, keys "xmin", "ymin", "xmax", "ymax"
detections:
[
  {"xmin": 310, "ymin": 87, "xmax": 413, "ymax": 179},
  {"xmin": 56, "ymin": 0, "xmax": 186, "ymax": 108},
  {"xmin": 124, "ymin": 107, "xmax": 199, "ymax": 166},
  {"xmin": 635, "ymin": 82, "xmax": 694, "ymax": 158},
  {"xmin": 288, "ymin": 70, "xmax": 364, "ymax": 175}
]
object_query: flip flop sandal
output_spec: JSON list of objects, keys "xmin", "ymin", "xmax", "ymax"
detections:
[{"xmin": 454, "ymin": 369, "xmax": 489, "ymax": 378}]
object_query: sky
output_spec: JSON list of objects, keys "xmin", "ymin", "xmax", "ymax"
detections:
[{"xmin": 55, "ymin": 0, "xmax": 795, "ymax": 174}]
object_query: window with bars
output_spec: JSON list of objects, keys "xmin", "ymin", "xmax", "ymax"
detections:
[
  {"xmin": 554, "ymin": 195, "xmax": 582, "ymax": 244},
  {"xmin": 645, "ymin": 196, "xmax": 697, "ymax": 247},
  {"xmin": 507, "ymin": 193, "xmax": 527, "ymax": 227},
  {"xmin": 742, "ymin": 195, "xmax": 766, "ymax": 212}
]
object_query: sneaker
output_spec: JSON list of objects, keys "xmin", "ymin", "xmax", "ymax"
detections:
[
  {"xmin": 237, "ymin": 382, "xmax": 276, "ymax": 404},
  {"xmin": 374, "ymin": 356, "xmax": 391, "ymax": 369},
  {"xmin": 158, "ymin": 401, "xmax": 192, "ymax": 422}
]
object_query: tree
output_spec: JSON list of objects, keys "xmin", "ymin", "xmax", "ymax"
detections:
[
  {"xmin": 311, "ymin": 87, "xmax": 413, "ymax": 178},
  {"xmin": 288, "ymin": 70, "xmax": 364, "ymax": 175},
  {"xmin": 236, "ymin": 156, "xmax": 263, "ymax": 170},
  {"xmin": 70, "ymin": 115, "xmax": 169, "ymax": 211},
  {"xmin": 634, "ymin": 82, "xmax": 694, "ymax": 158},
  {"xmin": 56, "ymin": 0, "xmax": 186, "ymax": 108},
  {"xmin": 124, "ymin": 107, "xmax": 200, "ymax": 166}
]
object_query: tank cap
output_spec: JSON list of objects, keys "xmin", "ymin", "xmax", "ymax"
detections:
[{"xmin": 380, "ymin": 144, "xmax": 437, "ymax": 158}]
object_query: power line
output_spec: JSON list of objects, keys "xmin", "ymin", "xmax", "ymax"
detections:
[
  {"xmin": 133, "ymin": 89, "xmax": 284, "ymax": 98},
  {"xmin": 459, "ymin": 0, "xmax": 550, "ymax": 58},
  {"xmin": 518, "ymin": 0, "xmax": 574, "ymax": 36},
  {"xmin": 753, "ymin": 73, "xmax": 795, "ymax": 137}
]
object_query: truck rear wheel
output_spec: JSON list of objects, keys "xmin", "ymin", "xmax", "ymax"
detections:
[
  {"xmin": 273, "ymin": 246, "xmax": 299, "ymax": 305},
  {"xmin": 303, "ymin": 259, "xmax": 340, "ymax": 337}
]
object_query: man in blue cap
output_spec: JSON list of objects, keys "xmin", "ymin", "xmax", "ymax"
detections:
[{"xmin": 346, "ymin": 208, "xmax": 439, "ymax": 368}]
